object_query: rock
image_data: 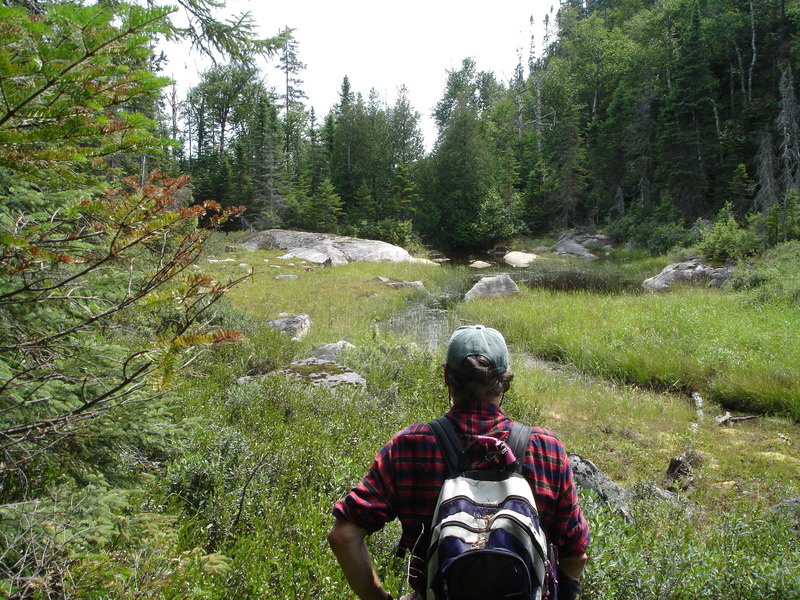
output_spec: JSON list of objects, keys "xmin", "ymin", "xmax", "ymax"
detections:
[
  {"xmin": 383, "ymin": 280, "xmax": 426, "ymax": 291},
  {"xmin": 243, "ymin": 229, "xmax": 434, "ymax": 265},
  {"xmin": 224, "ymin": 245, "xmax": 238, "ymax": 253},
  {"xmin": 570, "ymin": 454, "xmax": 630, "ymax": 517},
  {"xmin": 267, "ymin": 314, "xmax": 312, "ymax": 341},
  {"xmin": 281, "ymin": 246, "xmax": 339, "ymax": 265},
  {"xmin": 503, "ymin": 251, "xmax": 538, "ymax": 267},
  {"xmin": 274, "ymin": 274, "xmax": 298, "ymax": 280},
  {"xmin": 550, "ymin": 231, "xmax": 607, "ymax": 259},
  {"xmin": 571, "ymin": 455, "xmax": 634, "ymax": 522},
  {"xmin": 280, "ymin": 357, "xmax": 366, "ymax": 389},
  {"xmin": 469, "ymin": 260, "xmax": 493, "ymax": 269},
  {"xmin": 642, "ymin": 259, "xmax": 736, "ymax": 291},
  {"xmin": 570, "ymin": 454, "xmax": 689, "ymax": 521},
  {"xmin": 314, "ymin": 340, "xmax": 356, "ymax": 362},
  {"xmin": 464, "ymin": 274, "xmax": 519, "ymax": 301}
]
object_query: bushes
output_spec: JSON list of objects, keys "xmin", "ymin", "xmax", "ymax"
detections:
[
  {"xmin": 728, "ymin": 240, "xmax": 800, "ymax": 305},
  {"xmin": 696, "ymin": 203, "xmax": 760, "ymax": 263},
  {"xmin": 582, "ymin": 491, "xmax": 800, "ymax": 599}
]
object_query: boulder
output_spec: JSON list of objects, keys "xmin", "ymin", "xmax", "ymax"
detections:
[
  {"xmin": 281, "ymin": 246, "xmax": 342, "ymax": 265},
  {"xmin": 314, "ymin": 340, "xmax": 356, "ymax": 362},
  {"xmin": 464, "ymin": 274, "xmax": 519, "ymax": 301},
  {"xmin": 266, "ymin": 314, "xmax": 312, "ymax": 341},
  {"xmin": 279, "ymin": 357, "xmax": 366, "ymax": 389},
  {"xmin": 570, "ymin": 454, "xmax": 689, "ymax": 521},
  {"xmin": 383, "ymin": 280, "xmax": 426, "ymax": 291},
  {"xmin": 570, "ymin": 454, "xmax": 630, "ymax": 517},
  {"xmin": 469, "ymin": 260, "xmax": 493, "ymax": 269},
  {"xmin": 243, "ymin": 229, "xmax": 434, "ymax": 265},
  {"xmin": 550, "ymin": 231, "xmax": 611, "ymax": 259},
  {"xmin": 503, "ymin": 251, "xmax": 538, "ymax": 268},
  {"xmin": 642, "ymin": 259, "xmax": 736, "ymax": 291}
]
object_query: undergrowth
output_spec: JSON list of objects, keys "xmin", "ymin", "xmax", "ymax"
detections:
[{"xmin": 8, "ymin": 237, "xmax": 800, "ymax": 599}]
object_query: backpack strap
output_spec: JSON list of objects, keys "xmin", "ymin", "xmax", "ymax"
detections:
[
  {"xmin": 429, "ymin": 417, "xmax": 533, "ymax": 475},
  {"xmin": 507, "ymin": 422, "xmax": 533, "ymax": 473},
  {"xmin": 428, "ymin": 416, "xmax": 465, "ymax": 475}
]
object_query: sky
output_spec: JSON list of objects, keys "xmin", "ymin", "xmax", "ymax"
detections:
[{"xmin": 162, "ymin": 0, "xmax": 552, "ymax": 150}]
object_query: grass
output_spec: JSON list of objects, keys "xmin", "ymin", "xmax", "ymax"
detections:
[
  {"xmin": 54, "ymin": 236, "xmax": 800, "ymax": 599},
  {"xmin": 456, "ymin": 287, "xmax": 800, "ymax": 420}
]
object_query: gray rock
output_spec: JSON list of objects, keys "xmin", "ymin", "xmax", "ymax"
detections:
[
  {"xmin": 383, "ymin": 280, "xmax": 426, "ymax": 291},
  {"xmin": 570, "ymin": 454, "xmax": 630, "ymax": 518},
  {"xmin": 570, "ymin": 454, "xmax": 689, "ymax": 521},
  {"xmin": 551, "ymin": 231, "xmax": 606, "ymax": 259},
  {"xmin": 274, "ymin": 274, "xmax": 298, "ymax": 280},
  {"xmin": 464, "ymin": 273, "xmax": 519, "ymax": 301},
  {"xmin": 243, "ymin": 229, "xmax": 434, "ymax": 265},
  {"xmin": 280, "ymin": 357, "xmax": 366, "ymax": 389},
  {"xmin": 267, "ymin": 314, "xmax": 312, "ymax": 341},
  {"xmin": 642, "ymin": 259, "xmax": 736, "ymax": 291},
  {"xmin": 469, "ymin": 260, "xmax": 493, "ymax": 269},
  {"xmin": 503, "ymin": 251, "xmax": 538, "ymax": 267},
  {"xmin": 314, "ymin": 340, "xmax": 356, "ymax": 362},
  {"xmin": 281, "ymin": 246, "xmax": 339, "ymax": 265}
]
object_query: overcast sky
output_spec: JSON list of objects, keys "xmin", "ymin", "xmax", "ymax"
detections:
[{"xmin": 163, "ymin": 0, "xmax": 552, "ymax": 149}]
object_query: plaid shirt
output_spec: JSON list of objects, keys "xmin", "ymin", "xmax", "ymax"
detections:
[{"xmin": 332, "ymin": 401, "xmax": 590, "ymax": 594}]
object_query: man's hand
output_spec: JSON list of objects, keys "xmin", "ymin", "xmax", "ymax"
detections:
[{"xmin": 559, "ymin": 576, "xmax": 581, "ymax": 600}]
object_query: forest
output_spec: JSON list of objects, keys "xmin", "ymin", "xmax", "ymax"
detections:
[
  {"xmin": 1, "ymin": 0, "xmax": 800, "ymax": 598},
  {"xmin": 170, "ymin": 0, "xmax": 800, "ymax": 255}
]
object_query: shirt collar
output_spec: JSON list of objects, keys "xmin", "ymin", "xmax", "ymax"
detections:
[{"xmin": 447, "ymin": 400, "xmax": 505, "ymax": 418}]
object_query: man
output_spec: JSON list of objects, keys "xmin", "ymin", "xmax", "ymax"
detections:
[{"xmin": 328, "ymin": 325, "xmax": 589, "ymax": 600}]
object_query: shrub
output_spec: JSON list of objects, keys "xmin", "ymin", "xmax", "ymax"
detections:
[
  {"xmin": 728, "ymin": 240, "xmax": 800, "ymax": 304},
  {"xmin": 645, "ymin": 223, "xmax": 699, "ymax": 256},
  {"xmin": 582, "ymin": 491, "xmax": 800, "ymax": 600},
  {"xmin": 697, "ymin": 203, "xmax": 760, "ymax": 263}
]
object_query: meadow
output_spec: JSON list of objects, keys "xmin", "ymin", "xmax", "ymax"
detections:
[{"xmin": 55, "ymin": 236, "xmax": 800, "ymax": 599}]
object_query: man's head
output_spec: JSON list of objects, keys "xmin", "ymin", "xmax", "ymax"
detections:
[
  {"xmin": 446, "ymin": 325, "xmax": 509, "ymax": 375},
  {"xmin": 444, "ymin": 325, "xmax": 513, "ymax": 403}
]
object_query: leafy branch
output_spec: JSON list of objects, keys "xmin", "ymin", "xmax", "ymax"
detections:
[{"xmin": 0, "ymin": 171, "xmax": 247, "ymax": 471}]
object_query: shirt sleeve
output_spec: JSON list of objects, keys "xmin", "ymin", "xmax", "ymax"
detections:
[
  {"xmin": 332, "ymin": 434, "xmax": 399, "ymax": 533},
  {"xmin": 553, "ymin": 454, "xmax": 590, "ymax": 557}
]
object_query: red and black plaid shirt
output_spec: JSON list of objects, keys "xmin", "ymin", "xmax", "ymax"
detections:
[{"xmin": 333, "ymin": 401, "xmax": 590, "ymax": 594}]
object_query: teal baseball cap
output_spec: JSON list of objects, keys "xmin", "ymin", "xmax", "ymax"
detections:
[{"xmin": 446, "ymin": 325, "xmax": 509, "ymax": 375}]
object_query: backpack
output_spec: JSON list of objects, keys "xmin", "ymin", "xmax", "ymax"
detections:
[{"xmin": 426, "ymin": 417, "xmax": 556, "ymax": 600}]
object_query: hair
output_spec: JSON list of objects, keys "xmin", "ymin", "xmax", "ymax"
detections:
[{"xmin": 445, "ymin": 355, "xmax": 514, "ymax": 403}]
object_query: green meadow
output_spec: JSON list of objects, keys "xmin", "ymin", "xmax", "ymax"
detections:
[
  {"xmin": 14, "ymin": 237, "xmax": 799, "ymax": 599},
  {"xmin": 130, "ymin": 237, "xmax": 798, "ymax": 599}
]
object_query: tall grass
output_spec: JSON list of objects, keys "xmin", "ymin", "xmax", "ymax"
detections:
[
  {"xmin": 457, "ymin": 287, "xmax": 800, "ymax": 420},
  {"xmin": 59, "ymin": 241, "xmax": 800, "ymax": 599}
]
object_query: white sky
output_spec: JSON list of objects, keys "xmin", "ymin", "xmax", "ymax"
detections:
[{"xmin": 162, "ymin": 0, "xmax": 552, "ymax": 150}]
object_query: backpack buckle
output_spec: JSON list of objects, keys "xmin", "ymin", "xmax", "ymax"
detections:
[{"xmin": 475, "ymin": 435, "xmax": 517, "ymax": 466}]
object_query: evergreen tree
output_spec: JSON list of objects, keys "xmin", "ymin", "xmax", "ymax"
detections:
[
  {"xmin": 655, "ymin": 1, "xmax": 718, "ymax": 217},
  {"xmin": 307, "ymin": 178, "xmax": 343, "ymax": 233},
  {"xmin": 389, "ymin": 85, "xmax": 425, "ymax": 166},
  {"xmin": 250, "ymin": 95, "xmax": 287, "ymax": 227},
  {"xmin": 428, "ymin": 93, "xmax": 500, "ymax": 249}
]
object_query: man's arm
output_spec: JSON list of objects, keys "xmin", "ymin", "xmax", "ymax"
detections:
[{"xmin": 327, "ymin": 518, "xmax": 392, "ymax": 600}]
